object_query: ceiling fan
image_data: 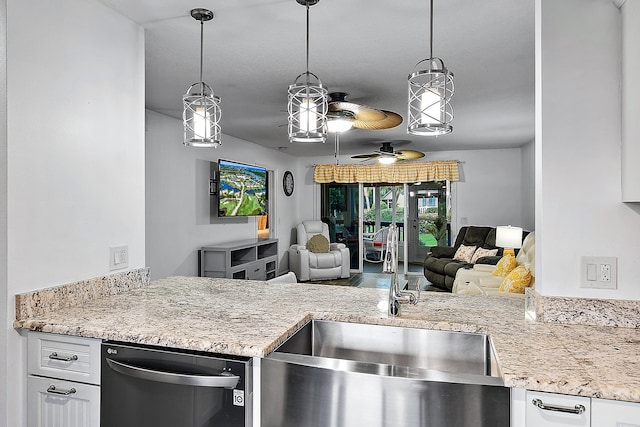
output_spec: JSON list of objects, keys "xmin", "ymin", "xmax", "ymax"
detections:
[
  {"xmin": 351, "ymin": 141, "xmax": 425, "ymax": 163},
  {"xmin": 328, "ymin": 92, "xmax": 403, "ymax": 130}
]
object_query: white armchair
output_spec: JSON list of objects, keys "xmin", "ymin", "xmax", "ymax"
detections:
[{"xmin": 289, "ymin": 220, "xmax": 350, "ymax": 281}]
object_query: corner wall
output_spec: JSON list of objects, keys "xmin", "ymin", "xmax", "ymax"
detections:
[
  {"xmin": 5, "ymin": 1, "xmax": 145, "ymax": 425},
  {"xmin": 145, "ymin": 110, "xmax": 301, "ymax": 280},
  {"xmin": 536, "ymin": 0, "xmax": 640, "ymax": 299},
  {"xmin": 521, "ymin": 140, "xmax": 535, "ymax": 231}
]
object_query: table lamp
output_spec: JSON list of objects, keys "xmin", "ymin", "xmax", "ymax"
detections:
[{"xmin": 496, "ymin": 225, "xmax": 523, "ymax": 256}]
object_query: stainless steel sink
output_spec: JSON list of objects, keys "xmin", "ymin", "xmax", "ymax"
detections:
[{"xmin": 261, "ymin": 320, "xmax": 509, "ymax": 427}]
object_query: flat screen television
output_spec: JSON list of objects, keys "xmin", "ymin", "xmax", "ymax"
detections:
[{"xmin": 217, "ymin": 159, "xmax": 268, "ymax": 217}]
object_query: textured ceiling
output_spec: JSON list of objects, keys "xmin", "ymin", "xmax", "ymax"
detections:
[{"xmin": 99, "ymin": 0, "xmax": 535, "ymax": 157}]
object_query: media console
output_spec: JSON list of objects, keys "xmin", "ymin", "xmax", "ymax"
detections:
[{"xmin": 199, "ymin": 238, "xmax": 278, "ymax": 281}]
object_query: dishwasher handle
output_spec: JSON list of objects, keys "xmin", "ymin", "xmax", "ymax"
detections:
[{"xmin": 106, "ymin": 358, "xmax": 240, "ymax": 389}]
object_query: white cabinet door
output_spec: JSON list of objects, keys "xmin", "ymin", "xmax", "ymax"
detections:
[
  {"xmin": 592, "ymin": 398, "xmax": 640, "ymax": 427},
  {"xmin": 27, "ymin": 375, "xmax": 100, "ymax": 427},
  {"xmin": 526, "ymin": 390, "xmax": 590, "ymax": 426}
]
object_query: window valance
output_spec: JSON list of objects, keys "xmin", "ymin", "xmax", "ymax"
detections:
[{"xmin": 313, "ymin": 160, "xmax": 460, "ymax": 184}]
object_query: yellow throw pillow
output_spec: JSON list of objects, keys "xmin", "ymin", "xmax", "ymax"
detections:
[
  {"xmin": 453, "ymin": 244, "xmax": 477, "ymax": 263},
  {"xmin": 307, "ymin": 234, "xmax": 329, "ymax": 253},
  {"xmin": 499, "ymin": 265, "xmax": 533, "ymax": 293},
  {"xmin": 492, "ymin": 254, "xmax": 516, "ymax": 277}
]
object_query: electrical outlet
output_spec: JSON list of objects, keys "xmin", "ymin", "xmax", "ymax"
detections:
[
  {"xmin": 581, "ymin": 256, "xmax": 617, "ymax": 289},
  {"xmin": 109, "ymin": 245, "xmax": 129, "ymax": 271}
]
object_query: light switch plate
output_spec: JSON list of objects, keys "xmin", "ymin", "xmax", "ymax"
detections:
[{"xmin": 581, "ymin": 256, "xmax": 617, "ymax": 289}]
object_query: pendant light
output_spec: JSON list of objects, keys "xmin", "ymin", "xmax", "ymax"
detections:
[
  {"xmin": 407, "ymin": 0, "xmax": 454, "ymax": 136},
  {"xmin": 288, "ymin": 0, "xmax": 328, "ymax": 143},
  {"xmin": 183, "ymin": 8, "xmax": 221, "ymax": 148}
]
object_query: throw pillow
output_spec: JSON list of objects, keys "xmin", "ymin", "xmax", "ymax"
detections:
[
  {"xmin": 307, "ymin": 234, "xmax": 329, "ymax": 253},
  {"xmin": 499, "ymin": 265, "xmax": 533, "ymax": 293},
  {"xmin": 453, "ymin": 244, "xmax": 477, "ymax": 263},
  {"xmin": 492, "ymin": 254, "xmax": 517, "ymax": 277},
  {"xmin": 471, "ymin": 247, "xmax": 499, "ymax": 264}
]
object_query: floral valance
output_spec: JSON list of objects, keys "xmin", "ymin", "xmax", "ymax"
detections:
[{"xmin": 313, "ymin": 160, "xmax": 460, "ymax": 184}]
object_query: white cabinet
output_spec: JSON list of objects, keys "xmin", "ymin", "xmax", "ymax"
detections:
[
  {"xmin": 27, "ymin": 375, "xmax": 100, "ymax": 427},
  {"xmin": 525, "ymin": 390, "xmax": 590, "ymax": 426},
  {"xmin": 591, "ymin": 398, "xmax": 640, "ymax": 427},
  {"xmin": 27, "ymin": 332, "xmax": 101, "ymax": 427},
  {"xmin": 518, "ymin": 390, "xmax": 640, "ymax": 427},
  {"xmin": 621, "ymin": 0, "xmax": 640, "ymax": 202}
]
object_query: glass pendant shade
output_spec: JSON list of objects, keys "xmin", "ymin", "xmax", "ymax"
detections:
[
  {"xmin": 288, "ymin": 72, "xmax": 328, "ymax": 143},
  {"xmin": 183, "ymin": 82, "xmax": 221, "ymax": 147},
  {"xmin": 408, "ymin": 57, "xmax": 454, "ymax": 135},
  {"xmin": 183, "ymin": 8, "xmax": 221, "ymax": 148},
  {"xmin": 287, "ymin": 0, "xmax": 328, "ymax": 143},
  {"xmin": 407, "ymin": 0, "xmax": 454, "ymax": 136}
]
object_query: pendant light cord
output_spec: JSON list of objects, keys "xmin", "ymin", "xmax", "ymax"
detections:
[
  {"xmin": 306, "ymin": 1, "xmax": 310, "ymax": 85},
  {"xmin": 429, "ymin": 0, "xmax": 434, "ymax": 59},
  {"xmin": 199, "ymin": 16, "xmax": 204, "ymax": 94}
]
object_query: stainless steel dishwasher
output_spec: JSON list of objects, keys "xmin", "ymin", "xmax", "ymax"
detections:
[{"xmin": 101, "ymin": 341, "xmax": 251, "ymax": 427}]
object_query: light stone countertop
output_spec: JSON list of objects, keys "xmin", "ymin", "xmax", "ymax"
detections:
[{"xmin": 14, "ymin": 276, "xmax": 640, "ymax": 403}]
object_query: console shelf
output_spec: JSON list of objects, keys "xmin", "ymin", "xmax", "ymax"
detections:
[{"xmin": 200, "ymin": 238, "xmax": 278, "ymax": 281}]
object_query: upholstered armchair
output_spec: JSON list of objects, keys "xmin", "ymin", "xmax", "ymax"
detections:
[{"xmin": 289, "ymin": 220, "xmax": 350, "ymax": 281}]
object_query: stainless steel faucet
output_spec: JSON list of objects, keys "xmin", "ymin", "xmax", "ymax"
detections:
[{"xmin": 383, "ymin": 224, "xmax": 419, "ymax": 316}]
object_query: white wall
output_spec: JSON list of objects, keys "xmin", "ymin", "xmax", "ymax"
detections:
[
  {"xmin": 4, "ymin": 0, "xmax": 145, "ymax": 425},
  {"xmin": 521, "ymin": 140, "xmax": 535, "ymax": 231},
  {"xmin": 145, "ymin": 110, "xmax": 302, "ymax": 280},
  {"xmin": 0, "ymin": 0, "xmax": 8, "ymax": 423},
  {"xmin": 536, "ymin": 0, "xmax": 640, "ymax": 299},
  {"xmin": 298, "ymin": 147, "xmax": 530, "ymax": 236}
]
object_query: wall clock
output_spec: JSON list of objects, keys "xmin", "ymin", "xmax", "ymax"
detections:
[{"xmin": 283, "ymin": 171, "xmax": 294, "ymax": 197}]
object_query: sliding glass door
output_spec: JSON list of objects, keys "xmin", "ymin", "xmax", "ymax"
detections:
[
  {"xmin": 406, "ymin": 181, "xmax": 451, "ymax": 264},
  {"xmin": 320, "ymin": 183, "xmax": 360, "ymax": 270},
  {"xmin": 320, "ymin": 180, "xmax": 451, "ymax": 272}
]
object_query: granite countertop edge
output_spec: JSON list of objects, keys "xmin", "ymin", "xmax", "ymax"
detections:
[{"xmin": 14, "ymin": 276, "xmax": 640, "ymax": 403}]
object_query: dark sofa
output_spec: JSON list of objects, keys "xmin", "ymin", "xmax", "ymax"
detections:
[{"xmin": 424, "ymin": 226, "xmax": 528, "ymax": 292}]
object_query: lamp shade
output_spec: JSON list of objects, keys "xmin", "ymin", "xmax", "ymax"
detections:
[{"xmin": 496, "ymin": 226, "xmax": 523, "ymax": 249}]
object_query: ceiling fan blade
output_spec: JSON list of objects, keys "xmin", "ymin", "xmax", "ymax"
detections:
[
  {"xmin": 395, "ymin": 150, "xmax": 425, "ymax": 160},
  {"xmin": 353, "ymin": 110, "xmax": 403, "ymax": 130},
  {"xmin": 330, "ymin": 102, "xmax": 387, "ymax": 122},
  {"xmin": 351, "ymin": 153, "xmax": 381, "ymax": 159}
]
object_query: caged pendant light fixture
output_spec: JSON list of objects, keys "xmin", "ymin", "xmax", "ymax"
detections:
[
  {"xmin": 287, "ymin": 0, "xmax": 328, "ymax": 143},
  {"xmin": 407, "ymin": 0, "xmax": 454, "ymax": 136},
  {"xmin": 183, "ymin": 8, "xmax": 221, "ymax": 148}
]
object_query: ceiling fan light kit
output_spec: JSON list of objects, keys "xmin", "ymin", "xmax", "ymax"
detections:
[
  {"xmin": 407, "ymin": 0, "xmax": 454, "ymax": 136},
  {"xmin": 183, "ymin": 8, "xmax": 222, "ymax": 148},
  {"xmin": 288, "ymin": 0, "xmax": 328, "ymax": 143},
  {"xmin": 326, "ymin": 109, "xmax": 355, "ymax": 133}
]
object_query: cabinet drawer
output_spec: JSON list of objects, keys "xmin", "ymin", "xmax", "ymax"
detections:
[
  {"xmin": 247, "ymin": 262, "xmax": 264, "ymax": 280},
  {"xmin": 27, "ymin": 375, "xmax": 100, "ymax": 427},
  {"xmin": 28, "ymin": 332, "xmax": 101, "ymax": 385},
  {"xmin": 592, "ymin": 398, "xmax": 640, "ymax": 426},
  {"xmin": 526, "ymin": 390, "xmax": 590, "ymax": 426}
]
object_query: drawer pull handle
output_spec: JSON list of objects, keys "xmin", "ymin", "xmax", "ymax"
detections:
[
  {"xmin": 47, "ymin": 385, "xmax": 76, "ymax": 396},
  {"xmin": 48, "ymin": 352, "xmax": 78, "ymax": 362},
  {"xmin": 532, "ymin": 398, "xmax": 586, "ymax": 415}
]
